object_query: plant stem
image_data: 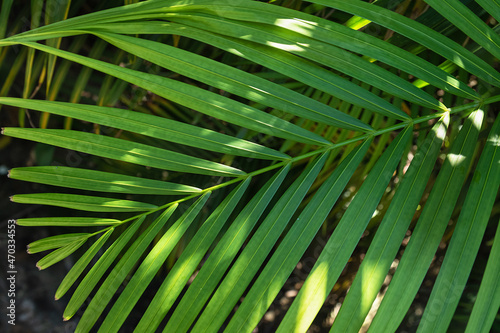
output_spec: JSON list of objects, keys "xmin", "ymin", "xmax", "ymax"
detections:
[{"xmin": 118, "ymin": 94, "xmax": 500, "ymax": 226}]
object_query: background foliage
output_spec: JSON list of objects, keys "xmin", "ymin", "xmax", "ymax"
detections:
[{"xmin": 1, "ymin": 0, "xmax": 499, "ymax": 332}]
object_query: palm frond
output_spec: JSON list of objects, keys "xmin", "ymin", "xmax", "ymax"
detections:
[{"xmin": 1, "ymin": 0, "xmax": 499, "ymax": 332}]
